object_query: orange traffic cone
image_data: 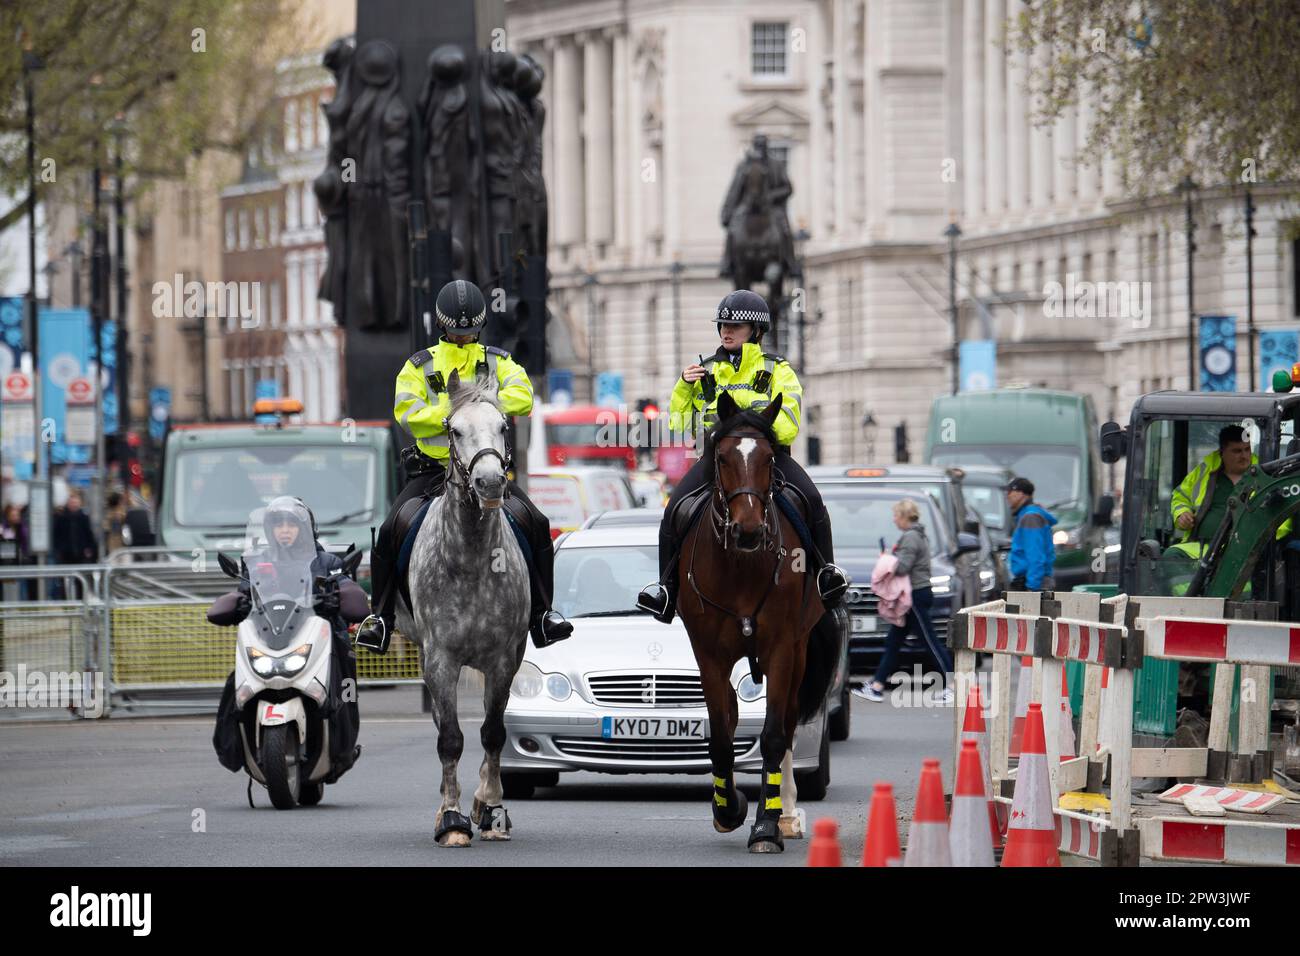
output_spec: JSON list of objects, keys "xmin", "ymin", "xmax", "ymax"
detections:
[
  {"xmin": 1059, "ymin": 668, "xmax": 1076, "ymax": 761},
  {"xmin": 960, "ymin": 682, "xmax": 1002, "ymax": 849},
  {"xmin": 904, "ymin": 759, "xmax": 952, "ymax": 867},
  {"xmin": 950, "ymin": 740, "xmax": 995, "ymax": 866},
  {"xmin": 1002, "ymin": 702, "xmax": 1061, "ymax": 867},
  {"xmin": 807, "ymin": 818, "xmax": 842, "ymax": 867},
  {"xmin": 1009, "ymin": 656, "xmax": 1032, "ymax": 757},
  {"xmin": 862, "ymin": 783, "xmax": 902, "ymax": 867}
]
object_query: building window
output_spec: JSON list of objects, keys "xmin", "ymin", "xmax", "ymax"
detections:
[
  {"xmin": 286, "ymin": 184, "xmax": 299, "ymax": 231},
  {"xmin": 238, "ymin": 209, "xmax": 250, "ymax": 250},
  {"xmin": 262, "ymin": 127, "xmax": 275, "ymax": 163},
  {"xmin": 268, "ymin": 203, "xmax": 279, "ymax": 245},
  {"xmin": 751, "ymin": 22, "xmax": 789, "ymax": 77},
  {"xmin": 254, "ymin": 207, "xmax": 266, "ymax": 249},
  {"xmin": 301, "ymin": 182, "xmax": 317, "ymax": 227},
  {"xmin": 270, "ymin": 280, "xmax": 281, "ymax": 328},
  {"xmin": 224, "ymin": 210, "xmax": 235, "ymax": 251},
  {"xmin": 284, "ymin": 99, "xmax": 298, "ymax": 153}
]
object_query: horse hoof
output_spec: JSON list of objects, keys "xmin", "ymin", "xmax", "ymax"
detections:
[
  {"xmin": 749, "ymin": 839, "xmax": 784, "ymax": 854},
  {"xmin": 779, "ymin": 809, "xmax": 807, "ymax": 839},
  {"xmin": 437, "ymin": 831, "xmax": 472, "ymax": 848},
  {"xmin": 712, "ymin": 789, "xmax": 749, "ymax": 833},
  {"xmin": 434, "ymin": 808, "xmax": 474, "ymax": 847},
  {"xmin": 479, "ymin": 828, "xmax": 512, "ymax": 842},
  {"xmin": 747, "ymin": 817, "xmax": 785, "ymax": 853}
]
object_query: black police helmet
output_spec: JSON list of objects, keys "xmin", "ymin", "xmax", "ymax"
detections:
[{"xmin": 435, "ymin": 279, "xmax": 488, "ymax": 334}]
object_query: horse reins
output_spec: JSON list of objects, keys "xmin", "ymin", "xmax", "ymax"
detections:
[{"xmin": 446, "ymin": 411, "xmax": 513, "ymax": 515}]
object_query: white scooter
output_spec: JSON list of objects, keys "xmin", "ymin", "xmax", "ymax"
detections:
[{"xmin": 217, "ymin": 545, "xmax": 361, "ymax": 809}]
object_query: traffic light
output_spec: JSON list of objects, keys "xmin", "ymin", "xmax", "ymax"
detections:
[{"xmin": 636, "ymin": 398, "xmax": 660, "ymax": 421}]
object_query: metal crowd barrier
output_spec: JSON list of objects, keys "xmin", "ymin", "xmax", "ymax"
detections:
[{"xmin": 0, "ymin": 558, "xmax": 424, "ymax": 719}]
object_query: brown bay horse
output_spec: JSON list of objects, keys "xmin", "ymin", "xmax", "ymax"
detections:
[{"xmin": 677, "ymin": 391, "xmax": 839, "ymax": 853}]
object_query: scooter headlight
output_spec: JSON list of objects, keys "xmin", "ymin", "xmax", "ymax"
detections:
[
  {"xmin": 247, "ymin": 647, "xmax": 275, "ymax": 676},
  {"xmin": 281, "ymin": 643, "xmax": 312, "ymax": 675}
]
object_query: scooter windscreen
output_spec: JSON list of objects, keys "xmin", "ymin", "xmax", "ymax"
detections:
[{"xmin": 242, "ymin": 503, "xmax": 319, "ymax": 651}]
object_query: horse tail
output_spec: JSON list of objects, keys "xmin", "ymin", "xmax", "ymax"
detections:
[{"xmin": 797, "ymin": 605, "xmax": 845, "ymax": 724}]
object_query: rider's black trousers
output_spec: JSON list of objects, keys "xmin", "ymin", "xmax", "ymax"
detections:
[
  {"xmin": 658, "ymin": 449, "xmax": 835, "ymax": 582},
  {"xmin": 369, "ymin": 463, "xmax": 555, "ymax": 624}
]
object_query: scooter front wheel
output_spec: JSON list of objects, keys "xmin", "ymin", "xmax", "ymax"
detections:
[{"xmin": 261, "ymin": 724, "xmax": 301, "ymax": 810}]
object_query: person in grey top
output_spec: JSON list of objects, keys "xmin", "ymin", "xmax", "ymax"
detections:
[{"xmin": 856, "ymin": 498, "xmax": 954, "ymax": 703}]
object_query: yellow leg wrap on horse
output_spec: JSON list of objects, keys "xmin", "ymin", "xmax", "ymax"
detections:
[
  {"xmin": 714, "ymin": 793, "xmax": 728, "ymax": 807},
  {"xmin": 713, "ymin": 776, "xmax": 727, "ymax": 789},
  {"xmin": 765, "ymin": 771, "xmax": 782, "ymax": 787},
  {"xmin": 765, "ymin": 796, "xmax": 782, "ymax": 811}
]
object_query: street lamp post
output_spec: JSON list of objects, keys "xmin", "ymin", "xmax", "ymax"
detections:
[
  {"xmin": 111, "ymin": 115, "xmax": 130, "ymax": 479},
  {"xmin": 1178, "ymin": 176, "xmax": 1198, "ymax": 389},
  {"xmin": 21, "ymin": 31, "xmax": 49, "ymax": 578},
  {"xmin": 944, "ymin": 221, "xmax": 961, "ymax": 395},
  {"xmin": 1245, "ymin": 187, "xmax": 1256, "ymax": 391}
]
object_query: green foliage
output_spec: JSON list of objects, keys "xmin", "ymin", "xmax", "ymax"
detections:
[
  {"xmin": 1010, "ymin": 0, "xmax": 1300, "ymax": 193},
  {"xmin": 0, "ymin": 0, "xmax": 307, "ymax": 222}
]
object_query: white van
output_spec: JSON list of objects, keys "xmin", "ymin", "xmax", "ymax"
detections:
[{"xmin": 528, "ymin": 466, "xmax": 640, "ymax": 538}]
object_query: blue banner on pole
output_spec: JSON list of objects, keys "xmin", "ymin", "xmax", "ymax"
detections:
[
  {"xmin": 547, "ymin": 369, "xmax": 574, "ymax": 407},
  {"xmin": 149, "ymin": 387, "xmax": 172, "ymax": 442},
  {"xmin": 958, "ymin": 340, "xmax": 996, "ymax": 392},
  {"xmin": 595, "ymin": 372, "xmax": 623, "ymax": 408},
  {"xmin": 1259, "ymin": 329, "xmax": 1299, "ymax": 392},
  {"xmin": 1198, "ymin": 315, "xmax": 1237, "ymax": 392}
]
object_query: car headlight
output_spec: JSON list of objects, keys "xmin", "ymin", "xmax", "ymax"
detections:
[
  {"xmin": 979, "ymin": 569, "xmax": 995, "ymax": 584},
  {"xmin": 1053, "ymin": 527, "xmax": 1083, "ymax": 549},
  {"xmin": 737, "ymin": 674, "xmax": 765, "ymax": 702},
  {"xmin": 545, "ymin": 673, "xmax": 572, "ymax": 701},
  {"xmin": 930, "ymin": 574, "xmax": 951, "ymax": 596},
  {"xmin": 511, "ymin": 661, "xmax": 544, "ymax": 698}
]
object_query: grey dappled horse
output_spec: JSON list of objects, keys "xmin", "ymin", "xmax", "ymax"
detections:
[{"xmin": 397, "ymin": 368, "xmax": 531, "ymax": 847}]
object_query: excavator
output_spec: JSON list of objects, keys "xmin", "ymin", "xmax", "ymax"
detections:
[{"xmin": 1099, "ymin": 370, "xmax": 1300, "ymax": 765}]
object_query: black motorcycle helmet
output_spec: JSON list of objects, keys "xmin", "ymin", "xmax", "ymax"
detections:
[
  {"xmin": 435, "ymin": 279, "xmax": 488, "ymax": 335},
  {"xmin": 714, "ymin": 289, "xmax": 771, "ymax": 343}
]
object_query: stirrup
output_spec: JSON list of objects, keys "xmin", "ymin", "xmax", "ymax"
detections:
[
  {"xmin": 354, "ymin": 615, "xmax": 391, "ymax": 654},
  {"xmin": 636, "ymin": 583, "xmax": 676, "ymax": 625},
  {"xmin": 530, "ymin": 610, "xmax": 572, "ymax": 649},
  {"xmin": 817, "ymin": 564, "xmax": 849, "ymax": 607}
]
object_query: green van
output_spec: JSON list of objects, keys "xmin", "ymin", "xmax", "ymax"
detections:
[{"xmin": 924, "ymin": 388, "xmax": 1114, "ymax": 589}]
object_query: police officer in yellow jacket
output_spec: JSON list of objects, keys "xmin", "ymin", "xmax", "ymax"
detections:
[
  {"xmin": 637, "ymin": 290, "xmax": 848, "ymax": 623},
  {"xmin": 354, "ymin": 280, "xmax": 572, "ymax": 652}
]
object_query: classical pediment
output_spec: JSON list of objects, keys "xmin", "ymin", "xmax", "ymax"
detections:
[{"xmin": 730, "ymin": 98, "xmax": 810, "ymax": 130}]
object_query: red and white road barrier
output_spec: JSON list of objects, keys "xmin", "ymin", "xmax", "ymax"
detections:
[
  {"xmin": 1052, "ymin": 619, "xmax": 1117, "ymax": 665},
  {"xmin": 1145, "ymin": 616, "xmax": 1300, "ymax": 666},
  {"xmin": 1056, "ymin": 814, "xmax": 1103, "ymax": 862},
  {"xmin": 1158, "ymin": 784, "xmax": 1287, "ymax": 814},
  {"xmin": 1139, "ymin": 818, "xmax": 1300, "ymax": 866},
  {"xmin": 969, "ymin": 613, "xmax": 1035, "ymax": 655}
]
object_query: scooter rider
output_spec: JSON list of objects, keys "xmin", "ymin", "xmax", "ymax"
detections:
[
  {"xmin": 637, "ymin": 289, "xmax": 849, "ymax": 623},
  {"xmin": 209, "ymin": 496, "xmax": 370, "ymax": 778},
  {"xmin": 354, "ymin": 279, "xmax": 573, "ymax": 653}
]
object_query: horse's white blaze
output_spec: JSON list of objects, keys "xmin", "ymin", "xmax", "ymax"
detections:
[{"xmin": 737, "ymin": 437, "xmax": 757, "ymax": 467}]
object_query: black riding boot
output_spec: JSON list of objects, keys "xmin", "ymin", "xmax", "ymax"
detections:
[
  {"xmin": 354, "ymin": 534, "xmax": 396, "ymax": 654},
  {"xmin": 513, "ymin": 489, "xmax": 572, "ymax": 648},
  {"xmin": 637, "ymin": 518, "xmax": 679, "ymax": 624},
  {"xmin": 811, "ymin": 510, "xmax": 848, "ymax": 608}
]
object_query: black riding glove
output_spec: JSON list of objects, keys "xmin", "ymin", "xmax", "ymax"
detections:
[{"xmin": 314, "ymin": 587, "xmax": 340, "ymax": 617}]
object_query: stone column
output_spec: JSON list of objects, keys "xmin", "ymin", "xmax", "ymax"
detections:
[
  {"xmin": 1029, "ymin": 40, "xmax": 1052, "ymax": 211},
  {"xmin": 962, "ymin": 0, "xmax": 985, "ymax": 222},
  {"xmin": 583, "ymin": 32, "xmax": 614, "ymax": 247},
  {"xmin": 1054, "ymin": 101, "xmax": 1077, "ymax": 208},
  {"xmin": 982, "ymin": 0, "xmax": 1006, "ymax": 218},
  {"xmin": 612, "ymin": 27, "xmax": 631, "ymax": 250},
  {"xmin": 1005, "ymin": 6, "xmax": 1029, "ymax": 217},
  {"xmin": 552, "ymin": 36, "xmax": 584, "ymax": 247}
]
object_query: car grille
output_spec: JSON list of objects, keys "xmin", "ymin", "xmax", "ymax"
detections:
[
  {"xmin": 845, "ymin": 586, "xmax": 950, "ymax": 642},
  {"xmin": 552, "ymin": 736, "xmax": 756, "ymax": 761},
  {"xmin": 586, "ymin": 672, "xmax": 705, "ymax": 708}
]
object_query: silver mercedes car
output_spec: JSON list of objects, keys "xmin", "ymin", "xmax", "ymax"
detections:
[{"xmin": 501, "ymin": 523, "xmax": 837, "ymax": 799}]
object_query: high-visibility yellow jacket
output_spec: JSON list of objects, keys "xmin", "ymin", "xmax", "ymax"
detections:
[
  {"xmin": 393, "ymin": 338, "xmax": 532, "ymax": 461},
  {"xmin": 1171, "ymin": 450, "xmax": 1289, "ymax": 542},
  {"xmin": 667, "ymin": 342, "xmax": 801, "ymax": 447}
]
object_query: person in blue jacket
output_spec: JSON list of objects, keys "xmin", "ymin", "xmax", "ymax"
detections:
[{"xmin": 1006, "ymin": 476, "xmax": 1057, "ymax": 592}]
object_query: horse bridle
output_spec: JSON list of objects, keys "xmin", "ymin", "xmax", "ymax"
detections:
[
  {"xmin": 446, "ymin": 411, "xmax": 513, "ymax": 513},
  {"xmin": 708, "ymin": 431, "xmax": 780, "ymax": 553},
  {"xmin": 688, "ymin": 429, "xmax": 788, "ymax": 645}
]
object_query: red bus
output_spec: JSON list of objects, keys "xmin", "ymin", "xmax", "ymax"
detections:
[{"xmin": 542, "ymin": 405, "xmax": 637, "ymax": 470}]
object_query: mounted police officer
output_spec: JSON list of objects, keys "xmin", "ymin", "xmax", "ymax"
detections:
[
  {"xmin": 354, "ymin": 279, "xmax": 573, "ymax": 653},
  {"xmin": 637, "ymin": 289, "xmax": 848, "ymax": 623}
]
